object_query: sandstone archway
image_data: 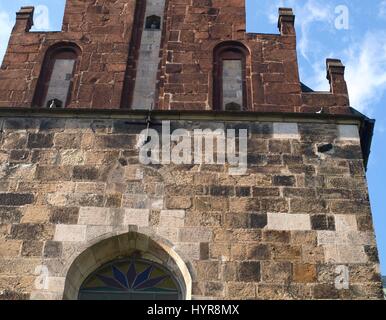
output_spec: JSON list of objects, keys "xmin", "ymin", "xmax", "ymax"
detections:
[{"xmin": 62, "ymin": 231, "xmax": 192, "ymax": 300}]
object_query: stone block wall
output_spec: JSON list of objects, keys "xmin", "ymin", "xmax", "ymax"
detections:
[{"xmin": 0, "ymin": 112, "xmax": 383, "ymax": 300}]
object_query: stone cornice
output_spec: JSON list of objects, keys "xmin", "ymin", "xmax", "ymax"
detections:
[{"xmin": 0, "ymin": 107, "xmax": 369, "ymax": 125}]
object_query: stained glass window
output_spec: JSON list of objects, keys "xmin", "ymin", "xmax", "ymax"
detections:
[{"xmin": 78, "ymin": 259, "xmax": 182, "ymax": 300}]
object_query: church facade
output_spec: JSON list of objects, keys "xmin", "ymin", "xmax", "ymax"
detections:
[{"xmin": 0, "ymin": 0, "xmax": 383, "ymax": 300}]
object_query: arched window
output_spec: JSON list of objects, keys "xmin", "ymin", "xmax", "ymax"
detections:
[
  {"xmin": 213, "ymin": 42, "xmax": 248, "ymax": 111},
  {"xmin": 33, "ymin": 43, "xmax": 80, "ymax": 108},
  {"xmin": 145, "ymin": 15, "xmax": 161, "ymax": 30},
  {"xmin": 78, "ymin": 258, "xmax": 182, "ymax": 300}
]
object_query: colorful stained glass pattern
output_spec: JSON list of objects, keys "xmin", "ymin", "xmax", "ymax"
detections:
[{"xmin": 78, "ymin": 259, "xmax": 181, "ymax": 300}]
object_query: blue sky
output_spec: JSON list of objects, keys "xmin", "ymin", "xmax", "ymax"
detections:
[{"xmin": 0, "ymin": 0, "xmax": 385, "ymax": 274}]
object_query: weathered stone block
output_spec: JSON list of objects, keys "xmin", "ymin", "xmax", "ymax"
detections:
[
  {"xmin": 290, "ymin": 199, "xmax": 328, "ymax": 213},
  {"xmin": 226, "ymin": 282, "xmax": 256, "ymax": 299},
  {"xmin": 272, "ymin": 175, "xmax": 296, "ymax": 186},
  {"xmin": 252, "ymin": 187, "xmax": 280, "ymax": 197},
  {"xmin": 0, "ymin": 207, "xmax": 22, "ymax": 223},
  {"xmin": 210, "ymin": 185, "xmax": 235, "ymax": 197},
  {"xmin": 86, "ymin": 226, "xmax": 114, "ymax": 242},
  {"xmin": 261, "ymin": 261, "xmax": 292, "ymax": 283},
  {"xmin": 262, "ymin": 230, "xmax": 291, "ymax": 243},
  {"xmin": 246, "ymin": 244, "xmax": 270, "ymax": 260},
  {"xmin": 21, "ymin": 241, "xmax": 43, "ymax": 257},
  {"xmin": 49, "ymin": 207, "xmax": 79, "ymax": 225},
  {"xmin": 338, "ymin": 125, "xmax": 360, "ymax": 141},
  {"xmin": 334, "ymin": 215, "xmax": 358, "ymax": 232},
  {"xmin": 261, "ymin": 199, "xmax": 289, "ymax": 213},
  {"xmin": 293, "ymin": 263, "xmax": 317, "ymax": 283},
  {"xmin": 72, "ymin": 166, "xmax": 100, "ymax": 181},
  {"xmin": 291, "ymin": 231, "xmax": 317, "ymax": 246},
  {"xmin": 3, "ymin": 133, "xmax": 27, "ymax": 150},
  {"xmin": 238, "ymin": 261, "xmax": 261, "ymax": 282},
  {"xmin": 301, "ymin": 245, "xmax": 325, "ymax": 263},
  {"xmin": 53, "ymin": 225, "xmax": 86, "ymax": 242},
  {"xmin": 124, "ymin": 209, "xmax": 150, "ymax": 227},
  {"xmin": 249, "ymin": 214, "xmax": 268, "ymax": 229},
  {"xmin": 0, "ymin": 193, "xmax": 34, "ymax": 206},
  {"xmin": 27, "ymin": 133, "xmax": 54, "ymax": 149},
  {"xmin": 317, "ymin": 231, "xmax": 375, "ymax": 246},
  {"xmin": 10, "ymin": 224, "xmax": 53, "ymax": 241},
  {"xmin": 175, "ymin": 243, "xmax": 201, "ymax": 261},
  {"xmin": 0, "ymin": 240, "xmax": 22, "ymax": 257},
  {"xmin": 43, "ymin": 241, "xmax": 62, "ymax": 258},
  {"xmin": 78, "ymin": 207, "xmax": 111, "ymax": 226},
  {"xmin": 235, "ymin": 186, "xmax": 251, "ymax": 197},
  {"xmin": 273, "ymin": 123, "xmax": 299, "ymax": 140},
  {"xmin": 324, "ymin": 245, "xmax": 368, "ymax": 264},
  {"xmin": 178, "ymin": 227, "xmax": 212, "ymax": 242},
  {"xmin": 159, "ymin": 210, "xmax": 185, "ymax": 227},
  {"xmin": 269, "ymin": 140, "xmax": 291, "ymax": 154},
  {"xmin": 35, "ymin": 166, "xmax": 72, "ymax": 182},
  {"xmin": 165, "ymin": 196, "xmax": 192, "ymax": 209},
  {"xmin": 224, "ymin": 213, "xmax": 249, "ymax": 228},
  {"xmin": 9, "ymin": 150, "xmax": 30, "ymax": 162},
  {"xmin": 195, "ymin": 261, "xmax": 220, "ymax": 281},
  {"xmin": 310, "ymin": 215, "xmax": 335, "ymax": 231},
  {"xmin": 54, "ymin": 133, "xmax": 82, "ymax": 149},
  {"xmin": 267, "ymin": 213, "xmax": 311, "ymax": 231},
  {"xmin": 312, "ymin": 284, "xmax": 340, "ymax": 299},
  {"xmin": 21, "ymin": 206, "xmax": 50, "ymax": 224}
]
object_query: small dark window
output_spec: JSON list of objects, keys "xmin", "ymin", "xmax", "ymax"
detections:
[
  {"xmin": 213, "ymin": 42, "xmax": 248, "ymax": 111},
  {"xmin": 225, "ymin": 102, "xmax": 242, "ymax": 111},
  {"xmin": 46, "ymin": 98, "xmax": 63, "ymax": 108},
  {"xmin": 33, "ymin": 44, "xmax": 80, "ymax": 108},
  {"xmin": 145, "ymin": 15, "xmax": 161, "ymax": 30}
]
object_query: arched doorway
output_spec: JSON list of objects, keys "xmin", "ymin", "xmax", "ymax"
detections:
[
  {"xmin": 78, "ymin": 258, "xmax": 182, "ymax": 300},
  {"xmin": 62, "ymin": 231, "xmax": 192, "ymax": 300}
]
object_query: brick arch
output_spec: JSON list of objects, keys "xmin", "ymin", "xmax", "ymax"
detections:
[
  {"xmin": 62, "ymin": 230, "xmax": 193, "ymax": 300},
  {"xmin": 32, "ymin": 42, "xmax": 82, "ymax": 108},
  {"xmin": 212, "ymin": 41, "xmax": 252, "ymax": 111}
]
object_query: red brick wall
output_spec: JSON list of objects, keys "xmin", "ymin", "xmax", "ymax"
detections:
[
  {"xmin": 0, "ymin": 1, "xmax": 351, "ymax": 114},
  {"xmin": 0, "ymin": 1, "xmax": 137, "ymax": 109}
]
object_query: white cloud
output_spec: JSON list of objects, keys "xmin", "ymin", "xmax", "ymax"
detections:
[
  {"xmin": 33, "ymin": 5, "xmax": 50, "ymax": 31},
  {"xmin": 344, "ymin": 31, "xmax": 386, "ymax": 114},
  {"xmin": 0, "ymin": 11, "xmax": 13, "ymax": 65},
  {"xmin": 293, "ymin": 0, "xmax": 333, "ymax": 61},
  {"xmin": 0, "ymin": 6, "xmax": 51, "ymax": 65},
  {"xmin": 265, "ymin": 0, "xmax": 386, "ymax": 114},
  {"xmin": 305, "ymin": 60, "xmax": 330, "ymax": 92},
  {"xmin": 266, "ymin": 0, "xmax": 334, "ymax": 61},
  {"xmin": 379, "ymin": 1, "xmax": 386, "ymax": 19},
  {"xmin": 303, "ymin": 31, "xmax": 386, "ymax": 114}
]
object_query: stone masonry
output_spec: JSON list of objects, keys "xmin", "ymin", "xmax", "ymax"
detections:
[
  {"xmin": 0, "ymin": 0, "xmax": 383, "ymax": 300},
  {"xmin": 0, "ymin": 111, "xmax": 383, "ymax": 300}
]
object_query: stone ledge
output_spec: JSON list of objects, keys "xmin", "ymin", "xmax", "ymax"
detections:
[{"xmin": 0, "ymin": 107, "xmax": 366, "ymax": 124}]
